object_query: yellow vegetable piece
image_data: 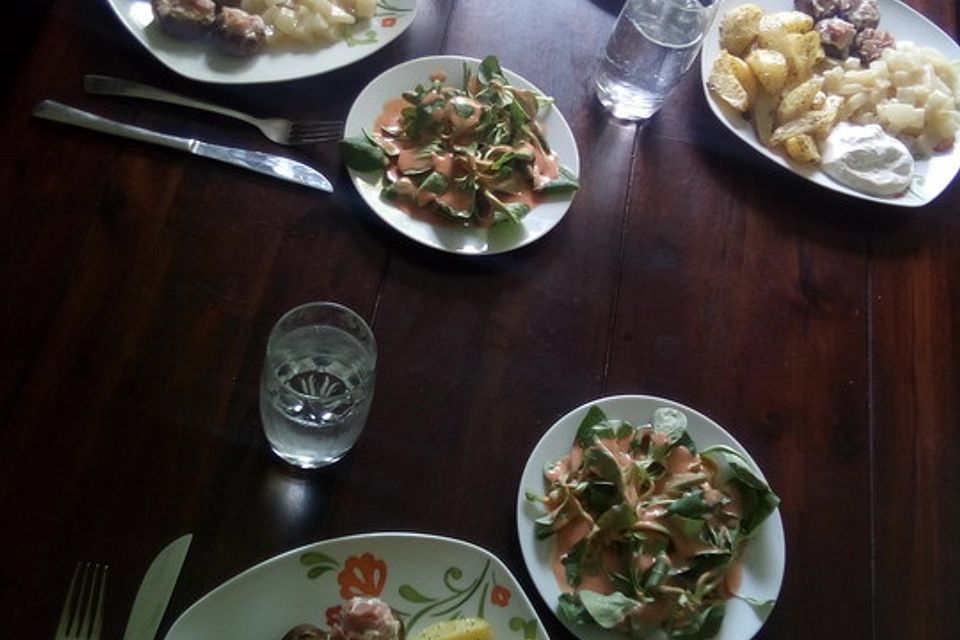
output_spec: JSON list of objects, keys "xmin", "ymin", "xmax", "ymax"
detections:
[
  {"xmin": 412, "ymin": 618, "xmax": 493, "ymax": 640},
  {"xmin": 745, "ymin": 48, "xmax": 789, "ymax": 94},
  {"xmin": 756, "ymin": 10, "xmax": 814, "ymax": 51},
  {"xmin": 776, "ymin": 76, "xmax": 824, "ymax": 125},
  {"xmin": 708, "ymin": 50, "xmax": 757, "ymax": 113},
  {"xmin": 779, "ymin": 31, "xmax": 824, "ymax": 79},
  {"xmin": 752, "ymin": 90, "xmax": 780, "ymax": 145},
  {"xmin": 769, "ymin": 96, "xmax": 842, "ymax": 146},
  {"xmin": 783, "ymin": 134, "xmax": 821, "ymax": 163},
  {"xmin": 719, "ymin": 3, "xmax": 764, "ymax": 57}
]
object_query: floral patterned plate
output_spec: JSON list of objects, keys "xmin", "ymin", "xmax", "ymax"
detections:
[
  {"xmin": 105, "ymin": 0, "xmax": 417, "ymax": 84},
  {"xmin": 163, "ymin": 532, "xmax": 548, "ymax": 640}
]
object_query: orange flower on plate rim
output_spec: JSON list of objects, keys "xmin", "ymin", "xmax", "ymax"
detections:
[
  {"xmin": 491, "ymin": 584, "xmax": 511, "ymax": 607},
  {"xmin": 337, "ymin": 552, "xmax": 388, "ymax": 599}
]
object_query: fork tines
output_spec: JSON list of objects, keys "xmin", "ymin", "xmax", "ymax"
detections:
[
  {"xmin": 288, "ymin": 121, "xmax": 344, "ymax": 144},
  {"xmin": 57, "ymin": 562, "xmax": 108, "ymax": 640}
]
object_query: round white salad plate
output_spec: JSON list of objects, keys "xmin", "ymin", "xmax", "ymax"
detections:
[
  {"xmin": 700, "ymin": 0, "xmax": 960, "ymax": 208},
  {"xmin": 106, "ymin": 0, "xmax": 417, "ymax": 84},
  {"xmin": 516, "ymin": 395, "xmax": 786, "ymax": 640},
  {"xmin": 163, "ymin": 532, "xmax": 549, "ymax": 640},
  {"xmin": 344, "ymin": 55, "xmax": 581, "ymax": 255}
]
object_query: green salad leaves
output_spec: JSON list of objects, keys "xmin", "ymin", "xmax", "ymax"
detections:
[
  {"xmin": 340, "ymin": 55, "xmax": 579, "ymax": 226},
  {"xmin": 526, "ymin": 406, "xmax": 780, "ymax": 639}
]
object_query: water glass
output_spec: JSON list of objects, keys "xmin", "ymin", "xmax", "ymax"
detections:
[
  {"xmin": 595, "ymin": 0, "xmax": 718, "ymax": 120},
  {"xmin": 260, "ymin": 302, "xmax": 377, "ymax": 469}
]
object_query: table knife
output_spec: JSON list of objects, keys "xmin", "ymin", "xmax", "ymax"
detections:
[
  {"xmin": 122, "ymin": 534, "xmax": 193, "ymax": 640},
  {"xmin": 32, "ymin": 100, "xmax": 333, "ymax": 192}
]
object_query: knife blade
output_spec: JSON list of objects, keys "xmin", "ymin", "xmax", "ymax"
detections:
[
  {"xmin": 32, "ymin": 100, "xmax": 333, "ymax": 192},
  {"xmin": 122, "ymin": 534, "xmax": 193, "ymax": 640}
]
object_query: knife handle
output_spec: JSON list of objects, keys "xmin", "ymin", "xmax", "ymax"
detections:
[
  {"xmin": 32, "ymin": 100, "xmax": 193, "ymax": 153},
  {"xmin": 85, "ymin": 74, "xmax": 256, "ymax": 128}
]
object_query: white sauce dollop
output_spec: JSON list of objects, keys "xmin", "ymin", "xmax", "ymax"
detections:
[{"xmin": 821, "ymin": 122, "xmax": 915, "ymax": 196}]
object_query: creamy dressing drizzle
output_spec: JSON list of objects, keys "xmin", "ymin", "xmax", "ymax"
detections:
[
  {"xmin": 546, "ymin": 425, "xmax": 747, "ymax": 625},
  {"xmin": 370, "ymin": 73, "xmax": 562, "ymax": 227}
]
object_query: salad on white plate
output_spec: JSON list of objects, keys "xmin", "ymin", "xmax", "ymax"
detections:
[
  {"xmin": 517, "ymin": 396, "xmax": 785, "ymax": 640},
  {"xmin": 341, "ymin": 55, "xmax": 580, "ymax": 255}
]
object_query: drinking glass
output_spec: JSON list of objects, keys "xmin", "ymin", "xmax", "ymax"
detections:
[
  {"xmin": 595, "ymin": 0, "xmax": 718, "ymax": 120},
  {"xmin": 260, "ymin": 302, "xmax": 377, "ymax": 469}
]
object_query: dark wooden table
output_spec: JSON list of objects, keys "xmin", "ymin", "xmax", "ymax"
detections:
[{"xmin": 2, "ymin": 1, "xmax": 958, "ymax": 638}]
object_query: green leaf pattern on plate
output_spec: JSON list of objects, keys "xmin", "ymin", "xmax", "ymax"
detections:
[
  {"xmin": 345, "ymin": 1, "xmax": 413, "ymax": 47},
  {"xmin": 299, "ymin": 551, "xmax": 536, "ymax": 639}
]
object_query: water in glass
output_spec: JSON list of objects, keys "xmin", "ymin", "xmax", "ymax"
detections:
[
  {"xmin": 261, "ymin": 324, "xmax": 375, "ymax": 469},
  {"xmin": 595, "ymin": 0, "xmax": 714, "ymax": 120}
]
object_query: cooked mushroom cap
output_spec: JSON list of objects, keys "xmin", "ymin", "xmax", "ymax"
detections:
[{"xmin": 281, "ymin": 623, "xmax": 329, "ymax": 640}]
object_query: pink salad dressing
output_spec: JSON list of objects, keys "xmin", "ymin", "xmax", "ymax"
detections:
[
  {"xmin": 547, "ymin": 425, "xmax": 748, "ymax": 604},
  {"xmin": 369, "ymin": 70, "xmax": 563, "ymax": 227}
]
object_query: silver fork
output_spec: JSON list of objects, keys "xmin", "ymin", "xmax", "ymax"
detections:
[
  {"xmin": 55, "ymin": 562, "xmax": 108, "ymax": 640},
  {"xmin": 84, "ymin": 74, "xmax": 343, "ymax": 146}
]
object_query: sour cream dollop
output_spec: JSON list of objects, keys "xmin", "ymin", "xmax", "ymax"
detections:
[{"xmin": 820, "ymin": 122, "xmax": 915, "ymax": 196}]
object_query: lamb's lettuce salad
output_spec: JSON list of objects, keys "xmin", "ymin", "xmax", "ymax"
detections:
[
  {"xmin": 525, "ymin": 406, "xmax": 780, "ymax": 639},
  {"xmin": 340, "ymin": 55, "xmax": 579, "ymax": 227}
]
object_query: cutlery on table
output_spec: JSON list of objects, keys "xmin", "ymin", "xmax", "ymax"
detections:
[
  {"xmin": 123, "ymin": 534, "xmax": 193, "ymax": 640},
  {"xmin": 84, "ymin": 74, "xmax": 343, "ymax": 146},
  {"xmin": 55, "ymin": 562, "xmax": 108, "ymax": 640},
  {"xmin": 33, "ymin": 100, "xmax": 333, "ymax": 192}
]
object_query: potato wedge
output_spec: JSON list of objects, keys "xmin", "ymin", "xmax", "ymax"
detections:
[
  {"xmin": 776, "ymin": 76, "xmax": 824, "ymax": 124},
  {"xmin": 746, "ymin": 48, "xmax": 789, "ymax": 94},
  {"xmin": 769, "ymin": 97, "xmax": 842, "ymax": 146},
  {"xmin": 783, "ymin": 134, "xmax": 821, "ymax": 163},
  {"xmin": 719, "ymin": 3, "xmax": 764, "ymax": 57},
  {"xmin": 708, "ymin": 51, "xmax": 757, "ymax": 112},
  {"xmin": 780, "ymin": 31, "xmax": 824, "ymax": 79},
  {"xmin": 412, "ymin": 619, "xmax": 492, "ymax": 640},
  {"xmin": 756, "ymin": 11, "xmax": 814, "ymax": 51},
  {"xmin": 753, "ymin": 90, "xmax": 780, "ymax": 145}
]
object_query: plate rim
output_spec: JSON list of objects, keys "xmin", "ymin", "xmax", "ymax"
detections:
[
  {"xmin": 164, "ymin": 530, "xmax": 549, "ymax": 640},
  {"xmin": 105, "ymin": 0, "xmax": 419, "ymax": 85},
  {"xmin": 699, "ymin": 0, "xmax": 960, "ymax": 208},
  {"xmin": 515, "ymin": 394, "xmax": 787, "ymax": 640},
  {"xmin": 343, "ymin": 54, "xmax": 581, "ymax": 255}
]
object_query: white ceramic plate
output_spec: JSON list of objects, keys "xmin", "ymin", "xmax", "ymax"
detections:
[
  {"xmin": 516, "ymin": 395, "xmax": 786, "ymax": 640},
  {"xmin": 106, "ymin": 0, "xmax": 417, "ymax": 84},
  {"xmin": 344, "ymin": 56, "xmax": 580, "ymax": 255},
  {"xmin": 164, "ymin": 532, "xmax": 549, "ymax": 640},
  {"xmin": 700, "ymin": 0, "xmax": 960, "ymax": 207}
]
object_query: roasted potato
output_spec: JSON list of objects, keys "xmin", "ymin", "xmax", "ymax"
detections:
[
  {"xmin": 756, "ymin": 10, "xmax": 815, "ymax": 51},
  {"xmin": 746, "ymin": 48, "xmax": 789, "ymax": 94},
  {"xmin": 708, "ymin": 50, "xmax": 757, "ymax": 112},
  {"xmin": 770, "ymin": 96, "xmax": 842, "ymax": 146},
  {"xmin": 719, "ymin": 3, "xmax": 764, "ymax": 56},
  {"xmin": 779, "ymin": 31, "xmax": 824, "ymax": 79},
  {"xmin": 783, "ymin": 134, "xmax": 821, "ymax": 163},
  {"xmin": 753, "ymin": 90, "xmax": 780, "ymax": 145},
  {"xmin": 776, "ymin": 76, "xmax": 824, "ymax": 124},
  {"xmin": 412, "ymin": 619, "xmax": 492, "ymax": 640}
]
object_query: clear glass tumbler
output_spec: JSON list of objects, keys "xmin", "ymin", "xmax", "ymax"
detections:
[
  {"xmin": 260, "ymin": 302, "xmax": 377, "ymax": 469},
  {"xmin": 595, "ymin": 0, "xmax": 718, "ymax": 120}
]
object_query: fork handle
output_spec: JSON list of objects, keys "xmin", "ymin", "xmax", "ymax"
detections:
[{"xmin": 84, "ymin": 74, "xmax": 256, "ymax": 126}]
